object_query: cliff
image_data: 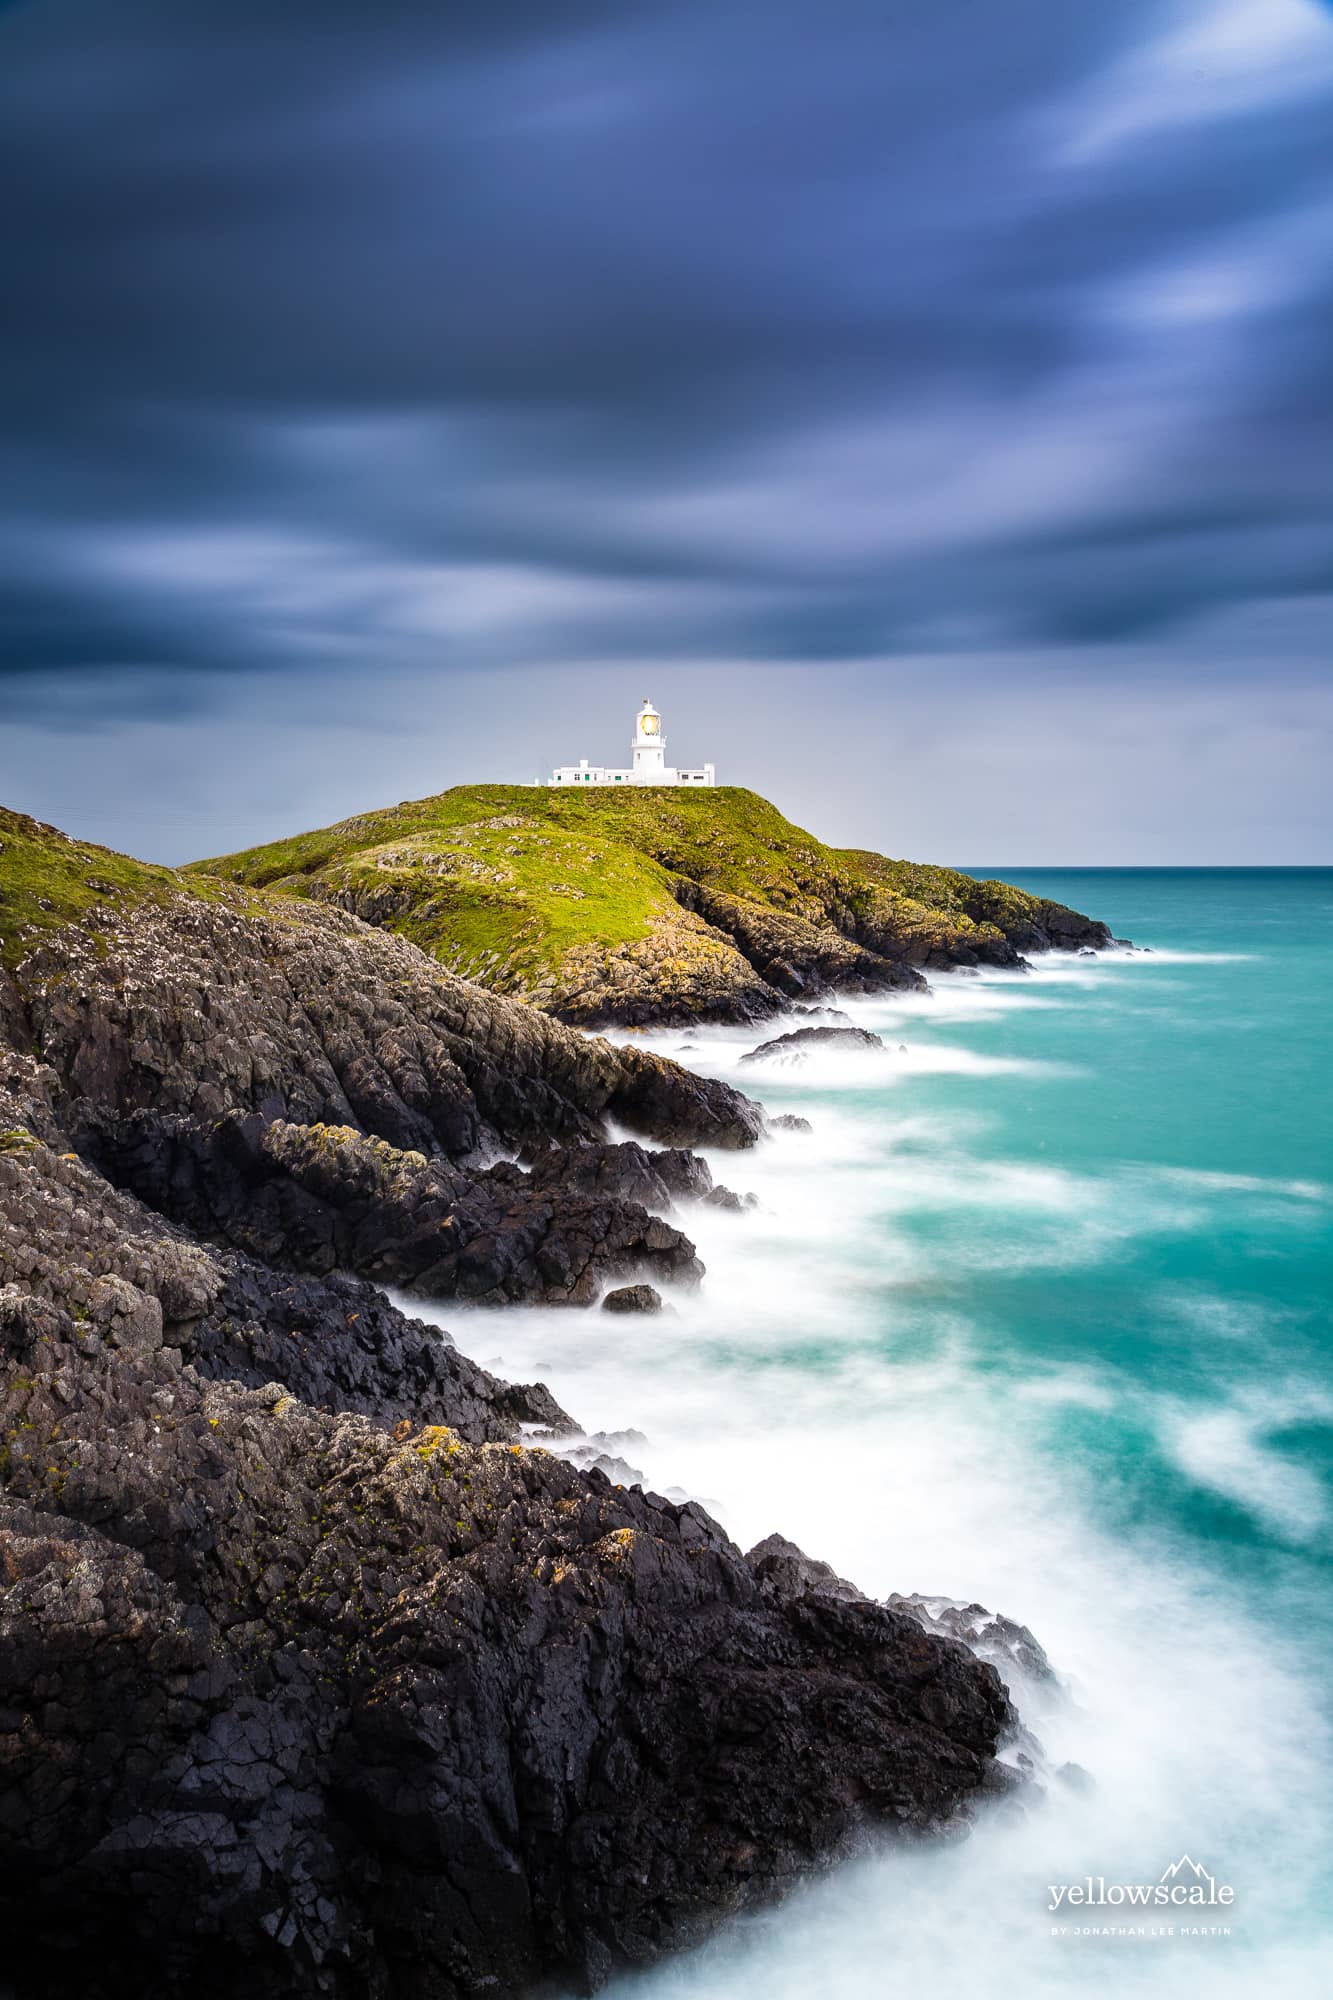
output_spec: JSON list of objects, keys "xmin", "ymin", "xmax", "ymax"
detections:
[{"xmin": 0, "ymin": 803, "xmax": 1025, "ymax": 1999}]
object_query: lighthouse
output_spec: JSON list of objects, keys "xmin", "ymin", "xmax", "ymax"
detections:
[{"xmin": 547, "ymin": 698, "xmax": 716, "ymax": 787}]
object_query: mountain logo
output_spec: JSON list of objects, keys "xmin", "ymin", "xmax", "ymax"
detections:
[
  {"xmin": 1048, "ymin": 1854, "xmax": 1235, "ymax": 1912},
  {"xmin": 1159, "ymin": 1856, "xmax": 1216, "ymax": 1891}
]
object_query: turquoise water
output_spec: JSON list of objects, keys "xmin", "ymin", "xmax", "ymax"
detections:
[
  {"xmin": 879, "ymin": 867, "xmax": 1333, "ymax": 1581},
  {"xmin": 418, "ymin": 870, "xmax": 1333, "ymax": 1998}
]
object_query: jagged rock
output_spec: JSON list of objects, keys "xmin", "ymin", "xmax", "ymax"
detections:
[
  {"xmin": 517, "ymin": 1137, "xmax": 717, "ymax": 1211},
  {"xmin": 0, "ymin": 1115, "xmax": 569, "ymax": 1440},
  {"xmin": 887, "ymin": 1593, "xmax": 1057, "ymax": 1691},
  {"xmin": 90, "ymin": 1111, "xmax": 705, "ymax": 1309},
  {"xmin": 740, "ymin": 1025, "xmax": 886, "ymax": 1064},
  {"xmin": 601, "ymin": 1283, "xmax": 664, "ymax": 1314},
  {"xmin": 86, "ymin": 1273, "xmax": 164, "ymax": 1352},
  {"xmin": 747, "ymin": 1533, "xmax": 867, "ymax": 1604},
  {"xmin": 770, "ymin": 1112, "xmax": 814, "ymax": 1134},
  {"xmin": 552, "ymin": 1430, "xmax": 650, "ymax": 1486},
  {"xmin": 0, "ymin": 818, "xmax": 1036, "ymax": 2000},
  {"xmin": 700, "ymin": 1183, "xmax": 758, "ymax": 1212},
  {"xmin": 11, "ymin": 894, "xmax": 765, "ymax": 1156},
  {"xmin": 0, "ymin": 1291, "xmax": 1015, "ymax": 2000},
  {"xmin": 671, "ymin": 879, "xmax": 925, "ymax": 1003}
]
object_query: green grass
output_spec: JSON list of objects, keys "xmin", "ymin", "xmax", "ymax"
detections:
[
  {"xmin": 0, "ymin": 805, "xmax": 256, "ymax": 973},
  {"xmin": 191, "ymin": 783, "xmax": 1069, "ymax": 1003},
  {"xmin": 193, "ymin": 791, "xmax": 689, "ymax": 987},
  {"xmin": 1, "ymin": 785, "xmax": 1089, "ymax": 1013}
]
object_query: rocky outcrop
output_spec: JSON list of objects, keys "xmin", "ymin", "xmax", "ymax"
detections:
[
  {"xmin": 671, "ymin": 880, "xmax": 925, "ymax": 1002},
  {"xmin": 88, "ymin": 1112, "xmax": 705, "ymax": 1308},
  {"xmin": 887, "ymin": 1594, "xmax": 1056, "ymax": 1691},
  {"xmin": 11, "ymin": 895, "xmax": 763, "ymax": 1155},
  {"xmin": 0, "ymin": 890, "xmax": 769, "ymax": 1308},
  {"xmin": 0, "ymin": 1116, "xmax": 564, "ymax": 1436},
  {"xmin": 0, "ymin": 1284, "xmax": 1015, "ymax": 2000},
  {"xmin": 741, "ymin": 1025, "xmax": 887, "ymax": 1064},
  {"xmin": 747, "ymin": 1532, "xmax": 869, "ymax": 1606},
  {"xmin": 516, "ymin": 1137, "xmax": 742, "ymax": 1213},
  {"xmin": 538, "ymin": 900, "xmax": 785, "ymax": 1027},
  {"xmin": 194, "ymin": 785, "xmax": 1120, "ymax": 1027},
  {"xmin": 0, "ymin": 825, "xmax": 1029, "ymax": 1999},
  {"xmin": 601, "ymin": 1282, "xmax": 664, "ymax": 1313}
]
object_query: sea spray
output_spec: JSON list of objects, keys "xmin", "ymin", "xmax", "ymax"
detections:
[{"xmin": 407, "ymin": 868, "xmax": 1333, "ymax": 2000}]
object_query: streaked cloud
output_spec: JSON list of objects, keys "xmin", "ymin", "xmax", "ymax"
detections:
[{"xmin": 0, "ymin": 0, "xmax": 1329, "ymax": 858}]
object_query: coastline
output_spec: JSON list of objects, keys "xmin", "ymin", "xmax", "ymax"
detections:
[
  {"xmin": 1, "ymin": 832, "xmax": 1101, "ymax": 2000},
  {"xmin": 4, "ymin": 832, "xmax": 1327, "ymax": 1998}
]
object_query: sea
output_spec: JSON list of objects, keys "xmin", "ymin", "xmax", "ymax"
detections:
[{"xmin": 417, "ymin": 869, "xmax": 1333, "ymax": 1999}]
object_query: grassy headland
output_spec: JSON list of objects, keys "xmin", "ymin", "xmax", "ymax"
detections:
[{"xmin": 191, "ymin": 785, "xmax": 1109, "ymax": 1022}]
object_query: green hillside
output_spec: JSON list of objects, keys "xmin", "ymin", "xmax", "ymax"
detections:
[
  {"xmin": 192, "ymin": 785, "xmax": 1109, "ymax": 1023},
  {"xmin": 0, "ymin": 805, "xmax": 255, "ymax": 975}
]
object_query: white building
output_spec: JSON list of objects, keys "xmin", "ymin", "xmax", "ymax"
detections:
[{"xmin": 548, "ymin": 698, "xmax": 716, "ymax": 788}]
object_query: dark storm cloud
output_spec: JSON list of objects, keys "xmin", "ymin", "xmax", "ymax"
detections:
[{"xmin": 2, "ymin": 0, "xmax": 1332, "ymax": 721}]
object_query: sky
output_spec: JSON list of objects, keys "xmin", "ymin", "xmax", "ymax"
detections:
[{"xmin": 1, "ymin": 0, "xmax": 1331, "ymax": 864}]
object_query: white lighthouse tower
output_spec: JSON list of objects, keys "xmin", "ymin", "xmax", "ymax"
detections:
[
  {"xmin": 546, "ymin": 697, "xmax": 716, "ymax": 788},
  {"xmin": 632, "ymin": 697, "xmax": 666, "ymax": 781}
]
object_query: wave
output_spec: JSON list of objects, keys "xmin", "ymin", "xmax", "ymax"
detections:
[
  {"xmin": 422, "ymin": 931, "xmax": 1331, "ymax": 1997},
  {"xmin": 1150, "ymin": 1166, "xmax": 1328, "ymax": 1204},
  {"xmin": 1159, "ymin": 1392, "xmax": 1331, "ymax": 1545}
]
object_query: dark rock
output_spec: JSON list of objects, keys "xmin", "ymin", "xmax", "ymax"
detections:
[
  {"xmin": 770, "ymin": 1112, "xmax": 814, "ymax": 1135},
  {"xmin": 13, "ymin": 895, "xmax": 765, "ymax": 1157},
  {"xmin": 90, "ymin": 1110, "xmax": 706, "ymax": 1309},
  {"xmin": 553, "ymin": 1430, "xmax": 649, "ymax": 1486},
  {"xmin": 700, "ymin": 1176, "xmax": 752, "ymax": 1208},
  {"xmin": 672, "ymin": 879, "xmax": 926, "ymax": 1004},
  {"xmin": 0, "ymin": 1120, "xmax": 568, "ymax": 1441},
  {"xmin": 0, "ymin": 1290, "xmax": 1015, "ymax": 2000},
  {"xmin": 886, "ymin": 1593, "xmax": 1057, "ymax": 1691},
  {"xmin": 0, "ymin": 864, "xmax": 1024, "ymax": 2000},
  {"xmin": 747, "ymin": 1533, "xmax": 867, "ymax": 1604},
  {"xmin": 518, "ymin": 1137, "xmax": 716, "ymax": 1211},
  {"xmin": 601, "ymin": 1283, "xmax": 664, "ymax": 1314},
  {"xmin": 740, "ymin": 1025, "xmax": 886, "ymax": 1064}
]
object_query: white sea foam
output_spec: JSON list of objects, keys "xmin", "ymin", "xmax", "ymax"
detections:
[
  {"xmin": 1151, "ymin": 1166, "xmax": 1328, "ymax": 1203},
  {"xmin": 405, "ymin": 958, "xmax": 1330, "ymax": 1998},
  {"xmin": 421, "ymin": 1269, "xmax": 1330, "ymax": 2000},
  {"xmin": 1158, "ymin": 1389, "xmax": 1333, "ymax": 1543}
]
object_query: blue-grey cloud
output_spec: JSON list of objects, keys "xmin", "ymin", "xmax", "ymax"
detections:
[{"xmin": 0, "ymin": 0, "xmax": 1330, "ymax": 857}]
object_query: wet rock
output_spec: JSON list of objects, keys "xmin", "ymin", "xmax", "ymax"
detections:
[
  {"xmin": 552, "ymin": 1429, "xmax": 649, "ymax": 1486},
  {"xmin": 518, "ymin": 1137, "xmax": 716, "ymax": 1211},
  {"xmin": 700, "ymin": 1183, "xmax": 758, "ymax": 1212},
  {"xmin": 0, "ymin": 860, "xmax": 1023, "ymax": 2000},
  {"xmin": 0, "ymin": 1289, "xmax": 1015, "ymax": 2000},
  {"xmin": 747, "ymin": 1533, "xmax": 867, "ymax": 1604},
  {"xmin": 91, "ymin": 1110, "xmax": 706, "ymax": 1309},
  {"xmin": 740, "ymin": 1025, "xmax": 886, "ymax": 1064},
  {"xmin": 601, "ymin": 1282, "xmax": 664, "ymax": 1314},
  {"xmin": 887, "ymin": 1593, "xmax": 1057, "ymax": 1691}
]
